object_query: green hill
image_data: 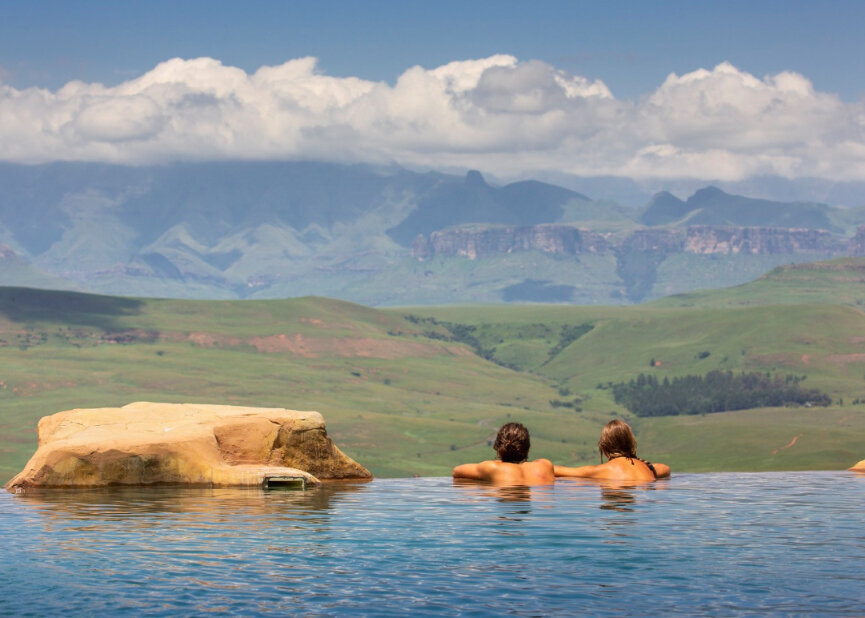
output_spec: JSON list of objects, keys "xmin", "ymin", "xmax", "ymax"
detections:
[
  {"xmin": 652, "ymin": 258, "xmax": 865, "ymax": 308},
  {"xmin": 2, "ymin": 283, "xmax": 865, "ymax": 482}
]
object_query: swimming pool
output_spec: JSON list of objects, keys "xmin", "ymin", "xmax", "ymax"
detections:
[{"xmin": 1, "ymin": 472, "xmax": 864, "ymax": 615}]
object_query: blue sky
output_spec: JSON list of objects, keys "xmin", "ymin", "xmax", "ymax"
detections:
[
  {"xmin": 3, "ymin": 0, "xmax": 863, "ymax": 99},
  {"xmin": 1, "ymin": 1, "xmax": 864, "ymax": 181}
]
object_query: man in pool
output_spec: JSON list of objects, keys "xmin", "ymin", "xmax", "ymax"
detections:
[{"xmin": 452, "ymin": 422, "xmax": 555, "ymax": 486}]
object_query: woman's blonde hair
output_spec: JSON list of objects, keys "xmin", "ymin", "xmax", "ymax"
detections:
[{"xmin": 598, "ymin": 419, "xmax": 638, "ymax": 461}]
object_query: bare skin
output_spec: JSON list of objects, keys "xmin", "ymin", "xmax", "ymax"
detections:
[
  {"xmin": 452, "ymin": 458, "xmax": 555, "ymax": 486},
  {"xmin": 555, "ymin": 457, "xmax": 671, "ymax": 482}
]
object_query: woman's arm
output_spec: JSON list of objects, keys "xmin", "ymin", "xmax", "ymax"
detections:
[{"xmin": 652, "ymin": 463, "xmax": 671, "ymax": 478}]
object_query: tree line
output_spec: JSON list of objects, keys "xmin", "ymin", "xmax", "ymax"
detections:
[{"xmin": 610, "ymin": 370, "xmax": 831, "ymax": 417}]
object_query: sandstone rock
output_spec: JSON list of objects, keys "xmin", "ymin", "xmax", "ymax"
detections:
[
  {"xmin": 5, "ymin": 402, "xmax": 372, "ymax": 491},
  {"xmin": 849, "ymin": 459, "xmax": 865, "ymax": 472}
]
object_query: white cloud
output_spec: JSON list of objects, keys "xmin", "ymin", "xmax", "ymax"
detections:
[
  {"xmin": 69, "ymin": 95, "xmax": 166, "ymax": 142},
  {"xmin": 0, "ymin": 57, "xmax": 862, "ymax": 181}
]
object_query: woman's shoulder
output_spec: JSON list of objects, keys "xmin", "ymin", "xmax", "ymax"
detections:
[{"xmin": 603, "ymin": 457, "xmax": 657, "ymax": 480}]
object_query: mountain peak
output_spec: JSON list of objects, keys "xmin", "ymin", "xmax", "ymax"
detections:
[
  {"xmin": 651, "ymin": 190, "xmax": 677, "ymax": 200},
  {"xmin": 640, "ymin": 191, "xmax": 688, "ymax": 226},
  {"xmin": 465, "ymin": 170, "xmax": 488, "ymax": 188},
  {"xmin": 690, "ymin": 186, "xmax": 727, "ymax": 201}
]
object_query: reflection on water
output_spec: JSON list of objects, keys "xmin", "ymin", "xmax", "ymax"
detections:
[
  {"xmin": 15, "ymin": 480, "xmax": 370, "ymax": 518},
  {"xmin": 492, "ymin": 484, "xmax": 533, "ymax": 505},
  {"xmin": 1, "ymin": 473, "xmax": 864, "ymax": 616},
  {"xmin": 597, "ymin": 479, "xmax": 669, "ymax": 512},
  {"xmin": 15, "ymin": 482, "xmax": 373, "ymax": 542},
  {"xmin": 453, "ymin": 481, "xmax": 540, "ymax": 528},
  {"xmin": 12, "ymin": 482, "xmax": 376, "ymax": 576},
  {"xmin": 452, "ymin": 479, "xmax": 536, "ymax": 503},
  {"xmin": 599, "ymin": 485, "xmax": 637, "ymax": 512}
]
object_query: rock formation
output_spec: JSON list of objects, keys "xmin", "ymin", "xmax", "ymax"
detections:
[
  {"xmin": 849, "ymin": 459, "xmax": 865, "ymax": 472},
  {"xmin": 684, "ymin": 226, "xmax": 844, "ymax": 255},
  {"xmin": 846, "ymin": 226, "xmax": 865, "ymax": 257},
  {"xmin": 413, "ymin": 224, "xmax": 846, "ymax": 259},
  {"xmin": 619, "ymin": 228, "xmax": 684, "ymax": 253},
  {"xmin": 413, "ymin": 225, "xmax": 609, "ymax": 260},
  {"xmin": 5, "ymin": 402, "xmax": 371, "ymax": 491}
]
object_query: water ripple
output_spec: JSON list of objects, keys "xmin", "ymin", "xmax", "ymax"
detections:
[{"xmin": 1, "ymin": 472, "xmax": 864, "ymax": 615}]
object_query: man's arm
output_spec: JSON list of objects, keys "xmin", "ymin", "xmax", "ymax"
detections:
[{"xmin": 453, "ymin": 461, "xmax": 497, "ymax": 481}]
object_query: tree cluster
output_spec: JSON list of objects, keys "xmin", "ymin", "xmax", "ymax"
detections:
[{"xmin": 611, "ymin": 370, "xmax": 831, "ymax": 417}]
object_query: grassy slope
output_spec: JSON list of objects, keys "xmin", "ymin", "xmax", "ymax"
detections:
[
  {"xmin": 3, "ymin": 258, "xmax": 865, "ymax": 481},
  {"xmin": 0, "ymin": 290, "xmax": 590, "ymax": 481},
  {"xmin": 401, "ymin": 278, "xmax": 865, "ymax": 474},
  {"xmin": 652, "ymin": 258, "xmax": 865, "ymax": 309}
]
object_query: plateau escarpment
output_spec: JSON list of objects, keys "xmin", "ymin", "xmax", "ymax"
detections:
[
  {"xmin": 845, "ymin": 225, "xmax": 865, "ymax": 257},
  {"xmin": 413, "ymin": 225, "xmax": 847, "ymax": 259},
  {"xmin": 413, "ymin": 225, "xmax": 609, "ymax": 260},
  {"xmin": 684, "ymin": 226, "xmax": 844, "ymax": 255}
]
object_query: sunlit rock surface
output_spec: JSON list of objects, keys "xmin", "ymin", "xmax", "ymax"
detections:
[{"xmin": 5, "ymin": 402, "xmax": 371, "ymax": 491}]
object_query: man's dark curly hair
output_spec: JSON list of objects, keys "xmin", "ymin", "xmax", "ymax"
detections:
[{"xmin": 493, "ymin": 422, "xmax": 530, "ymax": 463}]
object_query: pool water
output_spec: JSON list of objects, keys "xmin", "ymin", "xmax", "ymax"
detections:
[{"xmin": 1, "ymin": 472, "xmax": 864, "ymax": 615}]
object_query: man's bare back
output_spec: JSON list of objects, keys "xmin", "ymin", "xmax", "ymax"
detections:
[
  {"xmin": 453, "ymin": 458, "xmax": 555, "ymax": 486},
  {"xmin": 453, "ymin": 422, "xmax": 554, "ymax": 486}
]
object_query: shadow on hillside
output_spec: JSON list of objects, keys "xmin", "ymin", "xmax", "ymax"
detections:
[{"xmin": 0, "ymin": 287, "xmax": 144, "ymax": 329}]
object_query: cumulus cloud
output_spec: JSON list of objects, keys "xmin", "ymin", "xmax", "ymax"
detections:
[{"xmin": 0, "ymin": 56, "xmax": 862, "ymax": 181}]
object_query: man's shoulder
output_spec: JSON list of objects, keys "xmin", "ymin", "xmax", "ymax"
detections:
[
  {"xmin": 527, "ymin": 458, "xmax": 554, "ymax": 470},
  {"xmin": 477, "ymin": 459, "xmax": 509, "ymax": 471}
]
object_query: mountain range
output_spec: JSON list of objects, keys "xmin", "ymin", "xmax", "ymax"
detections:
[{"xmin": 1, "ymin": 160, "xmax": 865, "ymax": 304}]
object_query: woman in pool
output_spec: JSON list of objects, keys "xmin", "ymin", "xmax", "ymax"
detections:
[
  {"xmin": 452, "ymin": 422, "xmax": 555, "ymax": 486},
  {"xmin": 554, "ymin": 419, "xmax": 671, "ymax": 481}
]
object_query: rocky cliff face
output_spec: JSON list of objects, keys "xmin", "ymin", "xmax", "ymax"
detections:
[
  {"xmin": 685, "ymin": 226, "xmax": 845, "ymax": 255},
  {"xmin": 846, "ymin": 226, "xmax": 865, "ymax": 257},
  {"xmin": 414, "ymin": 225, "xmax": 847, "ymax": 259},
  {"xmin": 619, "ymin": 228, "xmax": 685, "ymax": 253},
  {"xmin": 413, "ymin": 225, "xmax": 610, "ymax": 260}
]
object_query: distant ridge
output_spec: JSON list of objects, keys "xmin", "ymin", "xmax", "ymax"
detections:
[
  {"xmin": 0, "ymin": 160, "xmax": 864, "ymax": 304},
  {"xmin": 640, "ymin": 186, "xmax": 837, "ymax": 231}
]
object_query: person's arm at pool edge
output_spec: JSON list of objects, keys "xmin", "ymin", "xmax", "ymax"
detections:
[
  {"xmin": 453, "ymin": 461, "xmax": 497, "ymax": 481},
  {"xmin": 554, "ymin": 464, "xmax": 603, "ymax": 478},
  {"xmin": 653, "ymin": 463, "xmax": 671, "ymax": 478}
]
